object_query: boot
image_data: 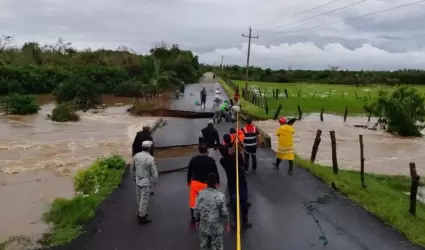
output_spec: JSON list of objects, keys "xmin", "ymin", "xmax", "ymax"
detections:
[
  {"xmin": 138, "ymin": 215, "xmax": 152, "ymax": 224},
  {"xmin": 189, "ymin": 209, "xmax": 196, "ymax": 228}
]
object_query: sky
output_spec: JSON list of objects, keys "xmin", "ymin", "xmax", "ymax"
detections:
[{"xmin": 1, "ymin": 0, "xmax": 425, "ymax": 70}]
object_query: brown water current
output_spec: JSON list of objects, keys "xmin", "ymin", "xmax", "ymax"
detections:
[
  {"xmin": 255, "ymin": 114, "xmax": 425, "ymax": 176},
  {"xmin": 255, "ymin": 113, "xmax": 425, "ymax": 202},
  {"xmin": 0, "ymin": 97, "xmax": 160, "ymax": 244}
]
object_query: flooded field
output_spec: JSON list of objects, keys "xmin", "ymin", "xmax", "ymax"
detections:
[
  {"xmin": 0, "ymin": 95, "xmax": 160, "ymax": 243},
  {"xmin": 255, "ymin": 114, "xmax": 424, "ymax": 176}
]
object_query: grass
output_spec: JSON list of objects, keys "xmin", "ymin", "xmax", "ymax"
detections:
[
  {"xmin": 219, "ymin": 78, "xmax": 271, "ymax": 120},
  {"xmin": 295, "ymin": 156, "xmax": 425, "ymax": 247},
  {"xmin": 231, "ymin": 80, "xmax": 425, "ymax": 116},
  {"xmin": 39, "ymin": 155, "xmax": 127, "ymax": 247}
]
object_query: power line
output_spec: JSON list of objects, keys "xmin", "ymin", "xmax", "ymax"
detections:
[
  {"xmin": 263, "ymin": 0, "xmax": 425, "ymax": 40},
  {"xmin": 258, "ymin": 0, "xmax": 367, "ymax": 33},
  {"xmin": 253, "ymin": 0, "xmax": 345, "ymax": 27}
]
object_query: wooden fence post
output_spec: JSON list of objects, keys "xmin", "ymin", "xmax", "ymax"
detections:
[
  {"xmin": 359, "ymin": 135, "xmax": 366, "ymax": 188},
  {"xmin": 343, "ymin": 106, "xmax": 348, "ymax": 122},
  {"xmin": 320, "ymin": 108, "xmax": 324, "ymax": 122},
  {"xmin": 273, "ymin": 104, "xmax": 283, "ymax": 120},
  {"xmin": 276, "ymin": 89, "xmax": 280, "ymax": 99},
  {"xmin": 330, "ymin": 131, "xmax": 338, "ymax": 174},
  {"xmin": 409, "ymin": 162, "xmax": 420, "ymax": 216},
  {"xmin": 310, "ymin": 129, "xmax": 322, "ymax": 163},
  {"xmin": 297, "ymin": 89, "xmax": 301, "ymax": 97},
  {"xmin": 265, "ymin": 98, "xmax": 269, "ymax": 115},
  {"xmin": 284, "ymin": 89, "xmax": 288, "ymax": 98},
  {"xmin": 297, "ymin": 105, "xmax": 302, "ymax": 120},
  {"xmin": 368, "ymin": 111, "xmax": 372, "ymax": 122},
  {"xmin": 272, "ymin": 89, "xmax": 275, "ymax": 98}
]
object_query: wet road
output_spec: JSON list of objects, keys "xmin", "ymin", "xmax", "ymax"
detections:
[
  {"xmin": 169, "ymin": 80, "xmax": 225, "ymax": 113},
  {"xmin": 80, "ymin": 75, "xmax": 424, "ymax": 250},
  {"xmin": 82, "ymin": 148, "xmax": 422, "ymax": 250}
]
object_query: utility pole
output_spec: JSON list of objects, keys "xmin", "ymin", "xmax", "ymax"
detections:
[
  {"xmin": 220, "ymin": 55, "xmax": 224, "ymax": 70},
  {"xmin": 242, "ymin": 26, "xmax": 259, "ymax": 84}
]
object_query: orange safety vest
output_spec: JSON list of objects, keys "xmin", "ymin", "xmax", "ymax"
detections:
[{"xmin": 230, "ymin": 130, "xmax": 244, "ymax": 144}]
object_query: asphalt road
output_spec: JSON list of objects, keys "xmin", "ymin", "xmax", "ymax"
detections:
[{"xmin": 79, "ymin": 74, "xmax": 423, "ymax": 250}]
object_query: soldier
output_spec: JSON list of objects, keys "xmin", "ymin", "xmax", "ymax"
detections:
[
  {"xmin": 194, "ymin": 173, "xmax": 230, "ymax": 250},
  {"xmin": 132, "ymin": 140, "xmax": 159, "ymax": 224}
]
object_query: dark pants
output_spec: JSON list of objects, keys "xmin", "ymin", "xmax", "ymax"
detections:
[
  {"xmin": 201, "ymin": 98, "xmax": 206, "ymax": 107},
  {"xmin": 229, "ymin": 186, "xmax": 249, "ymax": 224},
  {"xmin": 244, "ymin": 146, "xmax": 257, "ymax": 171}
]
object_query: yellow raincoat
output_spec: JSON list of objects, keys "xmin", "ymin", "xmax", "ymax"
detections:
[{"xmin": 275, "ymin": 124, "xmax": 295, "ymax": 160}]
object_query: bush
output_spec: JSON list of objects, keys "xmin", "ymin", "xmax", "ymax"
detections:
[
  {"xmin": 365, "ymin": 86, "xmax": 425, "ymax": 136},
  {"xmin": 50, "ymin": 103, "xmax": 80, "ymax": 122},
  {"xmin": 41, "ymin": 155, "xmax": 126, "ymax": 247},
  {"xmin": 2, "ymin": 94, "xmax": 40, "ymax": 115}
]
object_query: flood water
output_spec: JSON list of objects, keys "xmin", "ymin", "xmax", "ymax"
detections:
[
  {"xmin": 0, "ymin": 95, "xmax": 160, "ymax": 244},
  {"xmin": 255, "ymin": 114, "xmax": 425, "ymax": 176}
]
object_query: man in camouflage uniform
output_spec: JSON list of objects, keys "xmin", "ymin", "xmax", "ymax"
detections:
[
  {"xmin": 194, "ymin": 173, "xmax": 229, "ymax": 250},
  {"xmin": 132, "ymin": 140, "xmax": 158, "ymax": 224}
]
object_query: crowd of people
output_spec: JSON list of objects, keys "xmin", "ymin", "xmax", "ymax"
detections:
[{"xmin": 130, "ymin": 89, "xmax": 296, "ymax": 249}]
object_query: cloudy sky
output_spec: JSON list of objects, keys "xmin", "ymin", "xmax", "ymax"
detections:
[{"xmin": 1, "ymin": 0, "xmax": 425, "ymax": 70}]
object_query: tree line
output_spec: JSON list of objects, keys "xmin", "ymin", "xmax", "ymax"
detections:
[
  {"xmin": 203, "ymin": 64, "xmax": 425, "ymax": 86},
  {"xmin": 0, "ymin": 35, "xmax": 203, "ymax": 117}
]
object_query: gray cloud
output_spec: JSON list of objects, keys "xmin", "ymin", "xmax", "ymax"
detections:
[{"xmin": 1, "ymin": 0, "xmax": 424, "ymax": 69}]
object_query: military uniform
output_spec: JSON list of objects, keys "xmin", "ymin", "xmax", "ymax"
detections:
[
  {"xmin": 132, "ymin": 149, "xmax": 158, "ymax": 222},
  {"xmin": 194, "ymin": 187, "xmax": 229, "ymax": 250}
]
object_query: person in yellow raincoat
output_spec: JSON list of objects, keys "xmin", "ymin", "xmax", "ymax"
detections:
[{"xmin": 272, "ymin": 117, "xmax": 295, "ymax": 173}]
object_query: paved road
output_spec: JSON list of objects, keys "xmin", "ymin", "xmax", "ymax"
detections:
[
  {"xmin": 82, "ymin": 148, "xmax": 422, "ymax": 250},
  {"xmin": 169, "ymin": 73, "xmax": 226, "ymax": 113},
  {"xmin": 79, "ymin": 73, "xmax": 423, "ymax": 250}
]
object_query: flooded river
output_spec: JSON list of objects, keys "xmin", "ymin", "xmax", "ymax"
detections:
[{"xmin": 0, "ymin": 95, "xmax": 160, "ymax": 244}]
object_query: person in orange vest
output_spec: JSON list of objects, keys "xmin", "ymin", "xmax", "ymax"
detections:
[
  {"xmin": 241, "ymin": 118, "xmax": 260, "ymax": 173},
  {"xmin": 229, "ymin": 127, "xmax": 244, "ymax": 145},
  {"xmin": 272, "ymin": 117, "xmax": 295, "ymax": 173}
]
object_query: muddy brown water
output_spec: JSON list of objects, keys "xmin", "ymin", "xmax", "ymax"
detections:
[
  {"xmin": 0, "ymin": 95, "xmax": 161, "ymax": 244},
  {"xmin": 255, "ymin": 113, "xmax": 425, "ymax": 202}
]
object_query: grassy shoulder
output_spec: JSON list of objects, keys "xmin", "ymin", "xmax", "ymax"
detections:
[
  {"xmin": 39, "ymin": 155, "xmax": 127, "ymax": 247},
  {"xmin": 219, "ymin": 78, "xmax": 271, "ymax": 120},
  {"xmin": 231, "ymin": 80, "xmax": 405, "ymax": 116},
  {"xmin": 295, "ymin": 155, "xmax": 425, "ymax": 247}
]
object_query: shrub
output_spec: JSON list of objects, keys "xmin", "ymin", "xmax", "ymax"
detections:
[
  {"xmin": 365, "ymin": 86, "xmax": 425, "ymax": 136},
  {"xmin": 2, "ymin": 94, "xmax": 40, "ymax": 115},
  {"xmin": 41, "ymin": 155, "xmax": 126, "ymax": 247},
  {"xmin": 50, "ymin": 103, "xmax": 80, "ymax": 122}
]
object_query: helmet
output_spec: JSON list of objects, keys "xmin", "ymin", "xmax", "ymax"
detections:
[
  {"xmin": 224, "ymin": 100, "xmax": 228, "ymax": 103},
  {"xmin": 279, "ymin": 117, "xmax": 287, "ymax": 125}
]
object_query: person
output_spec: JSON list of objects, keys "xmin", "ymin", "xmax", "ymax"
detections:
[
  {"xmin": 180, "ymin": 82, "xmax": 185, "ymax": 96},
  {"xmin": 132, "ymin": 126, "xmax": 154, "ymax": 157},
  {"xmin": 132, "ymin": 140, "xmax": 158, "ymax": 224},
  {"xmin": 219, "ymin": 100, "xmax": 231, "ymax": 122},
  {"xmin": 187, "ymin": 144, "xmax": 220, "ymax": 228},
  {"xmin": 194, "ymin": 173, "xmax": 229, "ymax": 250},
  {"xmin": 230, "ymin": 104, "xmax": 240, "ymax": 121},
  {"xmin": 200, "ymin": 86, "xmax": 207, "ymax": 109},
  {"xmin": 212, "ymin": 103, "xmax": 222, "ymax": 124},
  {"xmin": 213, "ymin": 90, "xmax": 222, "ymax": 110},
  {"xmin": 229, "ymin": 127, "xmax": 244, "ymax": 160},
  {"xmin": 219, "ymin": 136, "xmax": 252, "ymax": 229},
  {"xmin": 272, "ymin": 117, "xmax": 295, "ymax": 173},
  {"xmin": 242, "ymin": 118, "xmax": 259, "ymax": 172},
  {"xmin": 199, "ymin": 120, "xmax": 220, "ymax": 157}
]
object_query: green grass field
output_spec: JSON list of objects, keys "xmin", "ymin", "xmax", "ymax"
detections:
[{"xmin": 232, "ymin": 80, "xmax": 425, "ymax": 116}]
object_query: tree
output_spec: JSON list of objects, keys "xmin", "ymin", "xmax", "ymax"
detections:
[
  {"xmin": 2, "ymin": 94, "xmax": 40, "ymax": 115},
  {"xmin": 364, "ymin": 86, "xmax": 425, "ymax": 137},
  {"xmin": 54, "ymin": 73, "xmax": 103, "ymax": 111}
]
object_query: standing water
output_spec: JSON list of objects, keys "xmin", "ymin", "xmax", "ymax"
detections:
[{"xmin": 0, "ymin": 96, "xmax": 160, "ymax": 243}]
